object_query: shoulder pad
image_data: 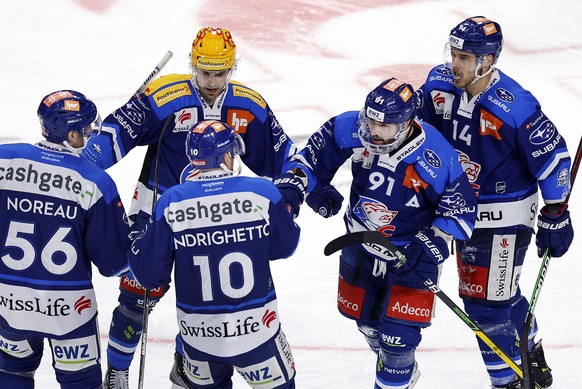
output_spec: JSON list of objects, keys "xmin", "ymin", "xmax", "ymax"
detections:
[
  {"xmin": 425, "ymin": 65, "xmax": 455, "ymax": 88},
  {"xmin": 230, "ymin": 84, "xmax": 266, "ymax": 109},
  {"xmin": 144, "ymin": 74, "xmax": 194, "ymax": 108},
  {"xmin": 481, "ymin": 71, "xmax": 540, "ymax": 125},
  {"xmin": 333, "ymin": 111, "xmax": 361, "ymax": 149}
]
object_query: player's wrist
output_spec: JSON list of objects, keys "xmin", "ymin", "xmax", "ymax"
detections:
[{"xmin": 540, "ymin": 202, "xmax": 568, "ymax": 219}]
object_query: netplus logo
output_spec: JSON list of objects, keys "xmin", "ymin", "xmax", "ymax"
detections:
[{"xmin": 381, "ymin": 366, "xmax": 412, "ymax": 376}]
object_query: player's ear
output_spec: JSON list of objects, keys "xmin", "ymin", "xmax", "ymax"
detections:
[
  {"xmin": 484, "ymin": 54, "xmax": 494, "ymax": 68},
  {"xmin": 223, "ymin": 152, "xmax": 233, "ymax": 168}
]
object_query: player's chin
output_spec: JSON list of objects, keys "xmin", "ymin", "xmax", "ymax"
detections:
[{"xmin": 452, "ymin": 78, "xmax": 466, "ymax": 89}]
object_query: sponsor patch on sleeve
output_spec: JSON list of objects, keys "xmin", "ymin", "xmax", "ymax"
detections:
[
  {"xmin": 232, "ymin": 85, "xmax": 266, "ymax": 109},
  {"xmin": 151, "ymin": 83, "xmax": 192, "ymax": 107}
]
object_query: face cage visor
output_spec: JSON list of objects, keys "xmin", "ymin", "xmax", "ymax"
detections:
[
  {"xmin": 443, "ymin": 43, "xmax": 496, "ymax": 86},
  {"xmin": 357, "ymin": 109, "xmax": 409, "ymax": 155},
  {"xmin": 64, "ymin": 113, "xmax": 102, "ymax": 154},
  {"xmin": 189, "ymin": 54, "xmax": 236, "ymax": 90}
]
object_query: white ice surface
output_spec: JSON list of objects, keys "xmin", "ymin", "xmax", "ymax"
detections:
[{"xmin": 0, "ymin": 0, "xmax": 581, "ymax": 387}]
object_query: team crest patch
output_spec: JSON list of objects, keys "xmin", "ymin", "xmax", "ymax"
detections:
[{"xmin": 352, "ymin": 196, "xmax": 398, "ymax": 235}]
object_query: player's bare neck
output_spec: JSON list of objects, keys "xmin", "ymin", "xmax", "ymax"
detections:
[{"xmin": 466, "ymin": 74, "xmax": 492, "ymax": 101}]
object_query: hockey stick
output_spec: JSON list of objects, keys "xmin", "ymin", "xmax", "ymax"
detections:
[
  {"xmin": 520, "ymin": 135, "xmax": 582, "ymax": 389},
  {"xmin": 324, "ymin": 231, "xmax": 542, "ymax": 388},
  {"xmin": 137, "ymin": 113, "xmax": 175, "ymax": 389},
  {"xmin": 135, "ymin": 51, "xmax": 173, "ymax": 96},
  {"xmin": 136, "ymin": 51, "xmax": 173, "ymax": 389}
]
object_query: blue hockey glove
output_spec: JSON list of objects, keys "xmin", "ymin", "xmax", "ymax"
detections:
[
  {"xmin": 394, "ymin": 228, "xmax": 449, "ymax": 279},
  {"xmin": 536, "ymin": 203, "xmax": 573, "ymax": 258},
  {"xmin": 274, "ymin": 170, "xmax": 307, "ymax": 219},
  {"xmin": 306, "ymin": 184, "xmax": 344, "ymax": 218}
]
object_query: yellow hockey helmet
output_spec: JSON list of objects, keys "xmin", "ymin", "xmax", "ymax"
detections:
[{"xmin": 191, "ymin": 27, "xmax": 236, "ymax": 71}]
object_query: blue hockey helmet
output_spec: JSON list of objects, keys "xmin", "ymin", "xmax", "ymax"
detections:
[
  {"xmin": 37, "ymin": 90, "xmax": 101, "ymax": 143},
  {"xmin": 358, "ymin": 78, "xmax": 416, "ymax": 154},
  {"xmin": 186, "ymin": 120, "xmax": 245, "ymax": 169},
  {"xmin": 449, "ymin": 16, "xmax": 503, "ymax": 64}
]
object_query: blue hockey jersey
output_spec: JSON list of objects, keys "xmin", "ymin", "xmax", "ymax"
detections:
[
  {"xmin": 417, "ymin": 65, "xmax": 571, "ymax": 230},
  {"xmin": 81, "ymin": 74, "xmax": 295, "ymax": 224},
  {"xmin": 128, "ymin": 173, "xmax": 300, "ymax": 358},
  {"xmin": 286, "ymin": 111, "xmax": 476, "ymax": 250},
  {"xmin": 0, "ymin": 142, "xmax": 130, "ymax": 337}
]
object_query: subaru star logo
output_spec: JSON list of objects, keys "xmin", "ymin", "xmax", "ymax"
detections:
[
  {"xmin": 495, "ymin": 88, "xmax": 514, "ymax": 103},
  {"xmin": 528, "ymin": 120, "xmax": 556, "ymax": 145},
  {"xmin": 435, "ymin": 66, "xmax": 453, "ymax": 76},
  {"xmin": 424, "ymin": 149, "xmax": 441, "ymax": 168}
]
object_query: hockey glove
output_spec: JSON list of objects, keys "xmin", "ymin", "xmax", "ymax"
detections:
[
  {"xmin": 394, "ymin": 227, "xmax": 449, "ymax": 280},
  {"xmin": 306, "ymin": 184, "xmax": 344, "ymax": 218},
  {"xmin": 536, "ymin": 203, "xmax": 573, "ymax": 258},
  {"xmin": 274, "ymin": 170, "xmax": 307, "ymax": 219}
]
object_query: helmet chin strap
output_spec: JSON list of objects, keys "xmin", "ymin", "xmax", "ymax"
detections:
[
  {"xmin": 469, "ymin": 55, "xmax": 495, "ymax": 86},
  {"xmin": 63, "ymin": 137, "xmax": 88, "ymax": 155},
  {"xmin": 220, "ymin": 155, "xmax": 242, "ymax": 176}
]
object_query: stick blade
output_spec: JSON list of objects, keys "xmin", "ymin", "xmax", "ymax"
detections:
[{"xmin": 324, "ymin": 231, "xmax": 393, "ymax": 256}]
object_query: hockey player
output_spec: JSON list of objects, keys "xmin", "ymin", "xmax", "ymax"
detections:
[
  {"xmin": 0, "ymin": 90, "xmax": 131, "ymax": 388},
  {"xmin": 128, "ymin": 119, "xmax": 299, "ymax": 388},
  {"xmin": 80, "ymin": 27, "xmax": 304, "ymax": 387},
  {"xmin": 416, "ymin": 16, "xmax": 574, "ymax": 388},
  {"xmin": 274, "ymin": 78, "xmax": 477, "ymax": 389}
]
